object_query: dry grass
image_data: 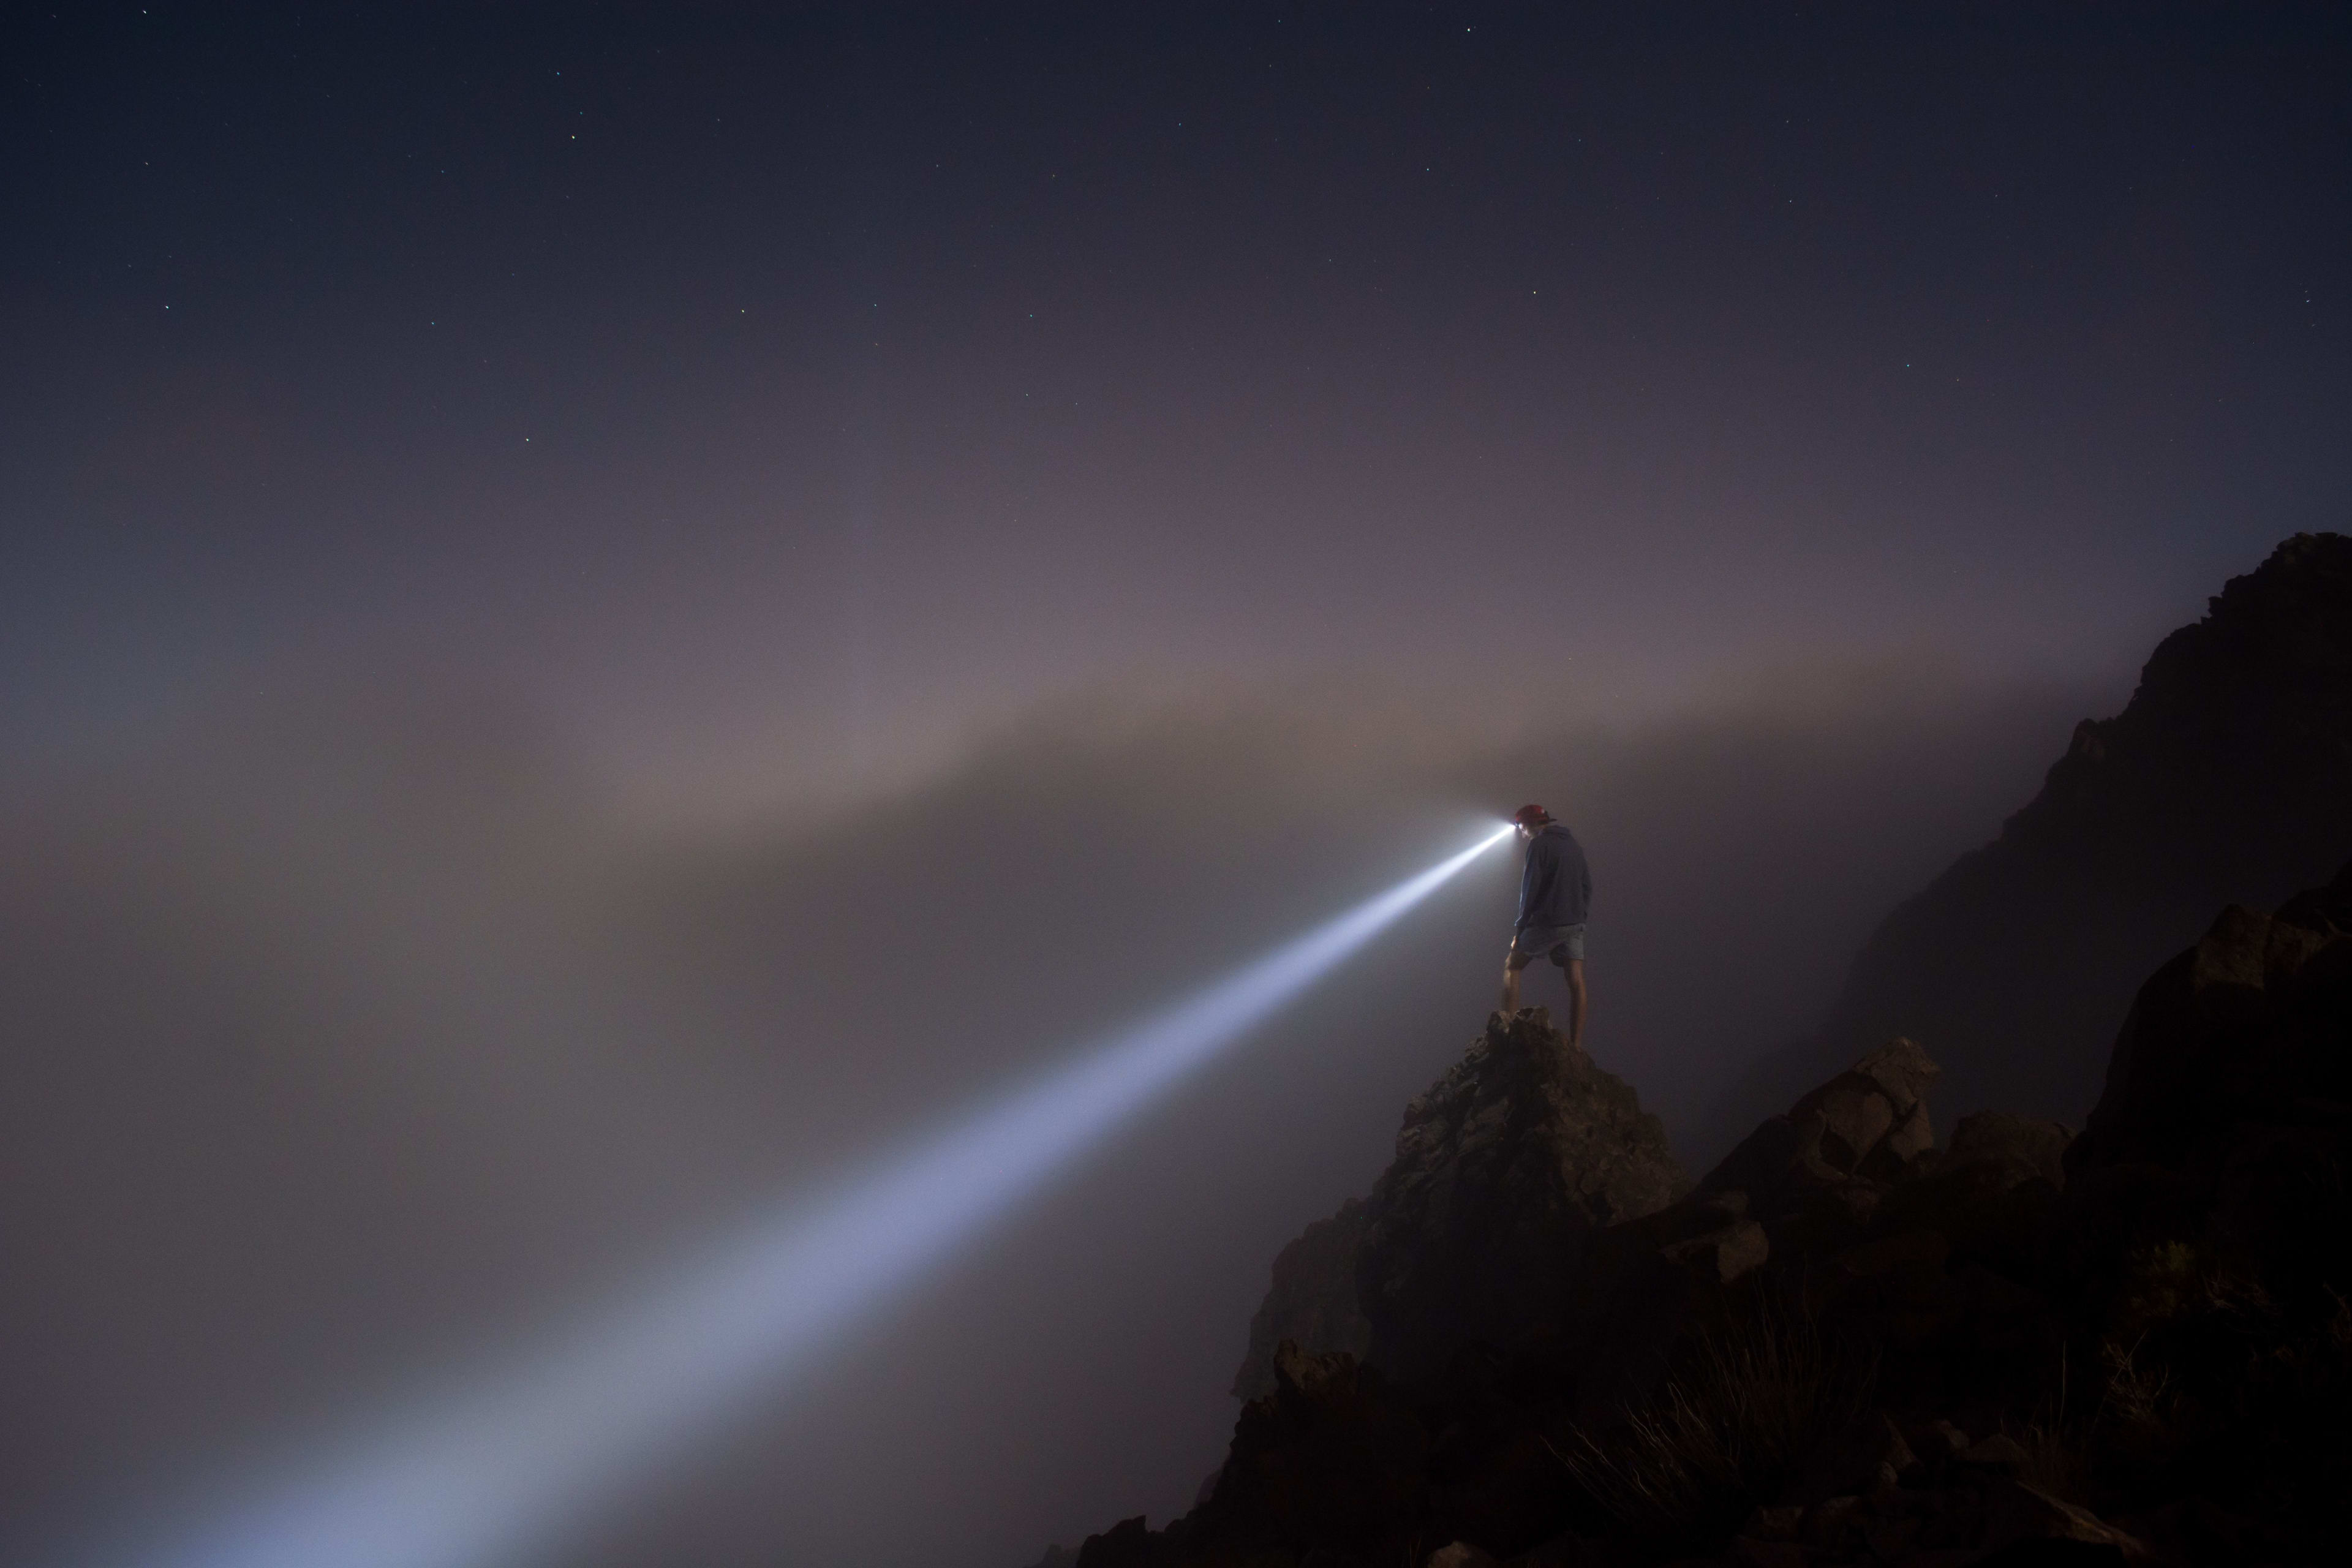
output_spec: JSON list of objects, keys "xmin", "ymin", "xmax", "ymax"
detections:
[
  {"xmin": 2010, "ymin": 1348, "xmax": 2089, "ymax": 1504},
  {"xmin": 1546, "ymin": 1294, "xmax": 1877, "ymax": 1550},
  {"xmin": 2098, "ymin": 1335, "xmax": 2173, "ymax": 1438}
]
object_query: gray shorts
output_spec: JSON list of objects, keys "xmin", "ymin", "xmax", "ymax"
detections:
[{"xmin": 1510, "ymin": 923, "xmax": 1586, "ymax": 965}]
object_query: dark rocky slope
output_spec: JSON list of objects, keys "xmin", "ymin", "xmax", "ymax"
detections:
[
  {"xmin": 1233, "ymin": 1199, "xmax": 1370, "ymax": 1403},
  {"xmin": 1039, "ymin": 859, "xmax": 2352, "ymax": 1568},
  {"xmin": 1786, "ymin": 531, "xmax": 2352, "ymax": 1129},
  {"xmin": 1357, "ymin": 1014, "xmax": 1687, "ymax": 1385},
  {"xmin": 1232, "ymin": 1016, "xmax": 1685, "ymax": 1399}
]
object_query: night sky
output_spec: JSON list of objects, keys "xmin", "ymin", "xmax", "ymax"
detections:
[
  {"xmin": 10, "ymin": 2, "xmax": 2345, "ymax": 812},
  {"xmin": 3, "ymin": 6, "xmax": 2348, "ymax": 1567}
]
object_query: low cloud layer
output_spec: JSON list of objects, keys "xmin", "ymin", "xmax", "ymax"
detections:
[{"xmin": 0, "ymin": 665, "xmax": 2096, "ymax": 1567}]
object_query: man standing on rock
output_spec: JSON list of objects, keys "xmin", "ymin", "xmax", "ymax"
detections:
[{"xmin": 1502, "ymin": 802, "xmax": 1590, "ymax": 1046}]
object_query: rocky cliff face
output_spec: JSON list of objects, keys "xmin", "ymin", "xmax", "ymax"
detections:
[
  {"xmin": 1232, "ymin": 1199, "xmax": 1371, "ymax": 1402},
  {"xmin": 1795, "ymin": 531, "xmax": 2352, "ymax": 1127},
  {"xmin": 1052, "ymin": 862, "xmax": 2352, "ymax": 1568}
]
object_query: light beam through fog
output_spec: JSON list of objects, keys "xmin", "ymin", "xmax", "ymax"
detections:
[{"xmin": 108, "ymin": 825, "xmax": 1514, "ymax": 1568}]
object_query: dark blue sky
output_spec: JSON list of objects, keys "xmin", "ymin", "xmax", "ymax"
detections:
[{"xmin": 6, "ymin": 2, "xmax": 2346, "ymax": 815}]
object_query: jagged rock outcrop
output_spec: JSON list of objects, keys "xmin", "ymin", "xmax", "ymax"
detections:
[
  {"xmin": 1357, "ymin": 1009, "xmax": 1687, "ymax": 1383},
  {"xmin": 1049, "ymin": 864, "xmax": 2352, "ymax": 1568},
  {"xmin": 1768, "ymin": 532, "xmax": 2352, "ymax": 1129},
  {"xmin": 1233, "ymin": 1199, "xmax": 1372, "ymax": 1401},
  {"xmin": 1068, "ymin": 1014, "xmax": 1687, "ymax": 1567},
  {"xmin": 1229, "ymin": 1012, "xmax": 1683, "ymax": 1401},
  {"xmin": 1064, "ymin": 1026, "xmax": 2052, "ymax": 1568},
  {"xmin": 1527, "ymin": 1038, "xmax": 1948, "ymax": 1425}
]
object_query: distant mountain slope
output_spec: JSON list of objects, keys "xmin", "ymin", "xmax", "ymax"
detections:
[{"xmin": 1812, "ymin": 530, "xmax": 2352, "ymax": 1123}]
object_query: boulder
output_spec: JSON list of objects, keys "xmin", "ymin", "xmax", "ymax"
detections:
[
  {"xmin": 1872, "ymin": 1112, "xmax": 2073, "ymax": 1286},
  {"xmin": 1852, "ymin": 1036, "xmax": 1942, "ymax": 1118},
  {"xmin": 1697, "ymin": 1038, "xmax": 1941, "ymax": 1257},
  {"xmin": 1957, "ymin": 1433, "xmax": 2032, "ymax": 1472},
  {"xmin": 1943, "ymin": 1113, "xmax": 2073, "ymax": 1191},
  {"xmin": 1658, "ymin": 1217, "xmax": 1770, "ymax": 1285}
]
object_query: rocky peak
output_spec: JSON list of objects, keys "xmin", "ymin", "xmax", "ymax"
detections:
[
  {"xmin": 1355, "ymin": 1008, "xmax": 1686, "ymax": 1383},
  {"xmin": 1228, "ymin": 1012, "xmax": 1684, "ymax": 1400}
]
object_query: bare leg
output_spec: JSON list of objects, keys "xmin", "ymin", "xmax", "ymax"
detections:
[
  {"xmin": 1501, "ymin": 949, "xmax": 1529, "ymax": 1014},
  {"xmin": 1562, "ymin": 958, "xmax": 1588, "ymax": 1049}
]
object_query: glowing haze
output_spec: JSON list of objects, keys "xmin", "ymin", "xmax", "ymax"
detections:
[{"xmin": 98, "ymin": 827, "xmax": 1510, "ymax": 1568}]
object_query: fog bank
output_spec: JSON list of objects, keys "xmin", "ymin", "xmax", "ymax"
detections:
[{"xmin": 0, "ymin": 665, "xmax": 2095, "ymax": 1567}]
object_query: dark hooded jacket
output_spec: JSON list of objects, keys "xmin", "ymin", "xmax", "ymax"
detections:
[{"xmin": 1516, "ymin": 821, "xmax": 1591, "ymax": 931}]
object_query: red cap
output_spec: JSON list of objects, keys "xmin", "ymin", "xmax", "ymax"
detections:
[{"xmin": 1512, "ymin": 804, "xmax": 1551, "ymax": 827}]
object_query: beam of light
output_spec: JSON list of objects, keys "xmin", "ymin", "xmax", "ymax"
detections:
[{"xmin": 101, "ymin": 824, "xmax": 1515, "ymax": 1568}]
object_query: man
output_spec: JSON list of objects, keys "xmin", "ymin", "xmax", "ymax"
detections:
[{"xmin": 1501, "ymin": 802, "xmax": 1590, "ymax": 1046}]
